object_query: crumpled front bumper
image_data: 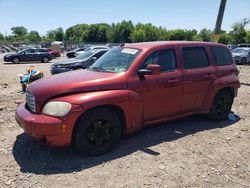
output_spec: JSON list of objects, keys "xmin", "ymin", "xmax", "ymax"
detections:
[{"xmin": 15, "ymin": 102, "xmax": 83, "ymax": 147}]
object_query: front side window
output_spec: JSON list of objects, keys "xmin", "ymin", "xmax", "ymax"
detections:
[
  {"xmin": 141, "ymin": 49, "xmax": 176, "ymax": 72},
  {"xmin": 21, "ymin": 49, "xmax": 33, "ymax": 54},
  {"xmin": 183, "ymin": 47, "xmax": 209, "ymax": 69},
  {"xmin": 89, "ymin": 47, "xmax": 141, "ymax": 72},
  {"xmin": 212, "ymin": 46, "xmax": 233, "ymax": 66}
]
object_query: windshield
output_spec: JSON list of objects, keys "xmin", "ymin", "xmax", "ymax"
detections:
[
  {"xmin": 76, "ymin": 50, "xmax": 94, "ymax": 59},
  {"xmin": 232, "ymin": 48, "xmax": 247, "ymax": 53},
  {"xmin": 89, "ymin": 47, "xmax": 141, "ymax": 72},
  {"xmin": 18, "ymin": 49, "xmax": 26, "ymax": 54}
]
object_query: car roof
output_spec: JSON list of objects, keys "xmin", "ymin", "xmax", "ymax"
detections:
[
  {"xmin": 90, "ymin": 49, "xmax": 108, "ymax": 54},
  {"xmin": 124, "ymin": 41, "xmax": 226, "ymax": 51}
]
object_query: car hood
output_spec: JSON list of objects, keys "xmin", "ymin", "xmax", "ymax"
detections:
[
  {"xmin": 52, "ymin": 58, "xmax": 84, "ymax": 65},
  {"xmin": 232, "ymin": 52, "xmax": 246, "ymax": 56},
  {"xmin": 4, "ymin": 53, "xmax": 19, "ymax": 57},
  {"xmin": 28, "ymin": 69, "xmax": 127, "ymax": 111}
]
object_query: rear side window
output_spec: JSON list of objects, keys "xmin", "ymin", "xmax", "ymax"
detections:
[
  {"xmin": 212, "ymin": 46, "xmax": 233, "ymax": 66},
  {"xmin": 142, "ymin": 49, "xmax": 176, "ymax": 72},
  {"xmin": 183, "ymin": 47, "xmax": 209, "ymax": 69}
]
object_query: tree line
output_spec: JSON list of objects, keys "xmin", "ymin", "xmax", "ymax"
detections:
[{"xmin": 0, "ymin": 18, "xmax": 249, "ymax": 45}]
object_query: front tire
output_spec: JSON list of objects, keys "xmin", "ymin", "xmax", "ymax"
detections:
[
  {"xmin": 74, "ymin": 108, "xmax": 122, "ymax": 156},
  {"xmin": 208, "ymin": 91, "xmax": 233, "ymax": 121},
  {"xmin": 12, "ymin": 57, "xmax": 20, "ymax": 64}
]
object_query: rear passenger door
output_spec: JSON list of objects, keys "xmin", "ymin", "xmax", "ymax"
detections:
[{"xmin": 181, "ymin": 46, "xmax": 216, "ymax": 112}]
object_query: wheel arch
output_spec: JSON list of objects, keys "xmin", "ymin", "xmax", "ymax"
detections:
[
  {"xmin": 217, "ymin": 86, "xmax": 235, "ymax": 98},
  {"xmin": 71, "ymin": 104, "xmax": 127, "ymax": 146},
  {"xmin": 12, "ymin": 56, "xmax": 20, "ymax": 62}
]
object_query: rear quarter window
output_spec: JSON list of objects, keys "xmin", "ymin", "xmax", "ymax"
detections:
[
  {"xmin": 212, "ymin": 46, "xmax": 233, "ymax": 66},
  {"xmin": 182, "ymin": 47, "xmax": 209, "ymax": 69}
]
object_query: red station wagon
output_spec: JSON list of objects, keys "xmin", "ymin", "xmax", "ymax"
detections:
[{"xmin": 15, "ymin": 41, "xmax": 240, "ymax": 155}]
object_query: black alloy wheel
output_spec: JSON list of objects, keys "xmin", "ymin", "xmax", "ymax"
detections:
[
  {"xmin": 74, "ymin": 108, "xmax": 122, "ymax": 156},
  {"xmin": 209, "ymin": 91, "xmax": 233, "ymax": 121}
]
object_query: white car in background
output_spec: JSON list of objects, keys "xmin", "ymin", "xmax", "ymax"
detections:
[
  {"xmin": 75, "ymin": 46, "xmax": 110, "ymax": 57},
  {"xmin": 232, "ymin": 47, "xmax": 250, "ymax": 65}
]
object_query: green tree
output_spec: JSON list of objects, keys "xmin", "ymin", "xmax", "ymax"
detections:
[
  {"xmin": 112, "ymin": 20, "xmax": 134, "ymax": 43},
  {"xmin": 131, "ymin": 28, "xmax": 146, "ymax": 42},
  {"xmin": 199, "ymin": 28, "xmax": 213, "ymax": 42},
  {"xmin": 54, "ymin": 27, "xmax": 64, "ymax": 41},
  {"xmin": 65, "ymin": 24, "xmax": 89, "ymax": 42},
  {"xmin": 11, "ymin": 26, "xmax": 28, "ymax": 41},
  {"xmin": 218, "ymin": 33, "xmax": 233, "ymax": 44},
  {"xmin": 169, "ymin": 29, "xmax": 186, "ymax": 40},
  {"xmin": 157, "ymin": 27, "xmax": 170, "ymax": 41},
  {"xmin": 230, "ymin": 18, "xmax": 249, "ymax": 44},
  {"xmin": 0, "ymin": 32, "xmax": 4, "ymax": 42},
  {"xmin": 245, "ymin": 30, "xmax": 250, "ymax": 43},
  {"xmin": 185, "ymin": 29, "xmax": 198, "ymax": 41},
  {"xmin": 46, "ymin": 30, "xmax": 56, "ymax": 41},
  {"xmin": 86, "ymin": 23, "xmax": 111, "ymax": 42},
  {"xmin": 28, "ymin": 31, "xmax": 41, "ymax": 43}
]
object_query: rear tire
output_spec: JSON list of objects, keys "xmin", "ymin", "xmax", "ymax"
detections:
[
  {"xmin": 74, "ymin": 108, "xmax": 122, "ymax": 156},
  {"xmin": 42, "ymin": 57, "xmax": 49, "ymax": 63},
  {"xmin": 12, "ymin": 57, "xmax": 20, "ymax": 64},
  {"xmin": 208, "ymin": 91, "xmax": 233, "ymax": 121}
]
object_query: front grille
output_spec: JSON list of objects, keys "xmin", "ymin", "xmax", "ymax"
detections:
[{"xmin": 26, "ymin": 90, "xmax": 36, "ymax": 112}]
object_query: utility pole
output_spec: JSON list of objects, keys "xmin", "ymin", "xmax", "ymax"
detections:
[{"xmin": 213, "ymin": 0, "xmax": 227, "ymax": 42}]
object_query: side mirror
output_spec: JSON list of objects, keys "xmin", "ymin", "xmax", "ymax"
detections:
[
  {"xmin": 138, "ymin": 64, "xmax": 161, "ymax": 76},
  {"xmin": 91, "ymin": 57, "xmax": 97, "ymax": 62}
]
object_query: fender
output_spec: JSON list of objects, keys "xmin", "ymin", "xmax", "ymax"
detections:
[
  {"xmin": 51, "ymin": 89, "xmax": 144, "ymax": 134},
  {"xmin": 201, "ymin": 74, "xmax": 240, "ymax": 112}
]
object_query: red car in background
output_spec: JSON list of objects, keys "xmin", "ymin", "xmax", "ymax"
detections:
[{"xmin": 48, "ymin": 49, "xmax": 61, "ymax": 58}]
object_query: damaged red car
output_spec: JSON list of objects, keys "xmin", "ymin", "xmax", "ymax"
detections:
[{"xmin": 15, "ymin": 41, "xmax": 240, "ymax": 155}]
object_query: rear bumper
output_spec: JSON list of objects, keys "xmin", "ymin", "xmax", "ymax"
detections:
[{"xmin": 15, "ymin": 102, "xmax": 83, "ymax": 147}]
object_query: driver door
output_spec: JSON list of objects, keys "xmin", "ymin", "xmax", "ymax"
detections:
[{"xmin": 128, "ymin": 48, "xmax": 183, "ymax": 123}]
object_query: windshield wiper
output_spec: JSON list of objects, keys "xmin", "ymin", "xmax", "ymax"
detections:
[{"xmin": 89, "ymin": 67, "xmax": 105, "ymax": 72}]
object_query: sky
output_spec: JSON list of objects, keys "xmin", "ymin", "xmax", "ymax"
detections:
[{"xmin": 0, "ymin": 0, "xmax": 249, "ymax": 36}]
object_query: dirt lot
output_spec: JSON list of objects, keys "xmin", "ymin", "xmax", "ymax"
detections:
[{"xmin": 0, "ymin": 53, "xmax": 249, "ymax": 188}]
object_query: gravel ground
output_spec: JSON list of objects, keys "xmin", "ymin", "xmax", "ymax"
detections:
[{"xmin": 0, "ymin": 53, "xmax": 249, "ymax": 188}]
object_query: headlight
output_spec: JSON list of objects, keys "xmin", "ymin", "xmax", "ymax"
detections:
[{"xmin": 42, "ymin": 101, "xmax": 72, "ymax": 117}]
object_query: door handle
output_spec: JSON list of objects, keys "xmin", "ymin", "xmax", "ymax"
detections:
[{"xmin": 168, "ymin": 78, "xmax": 180, "ymax": 83}]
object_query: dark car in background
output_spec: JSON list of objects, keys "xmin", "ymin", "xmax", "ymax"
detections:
[
  {"xmin": 66, "ymin": 48, "xmax": 85, "ymax": 58},
  {"xmin": 51, "ymin": 49, "xmax": 108, "ymax": 74},
  {"xmin": 4, "ymin": 48, "xmax": 53, "ymax": 63}
]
